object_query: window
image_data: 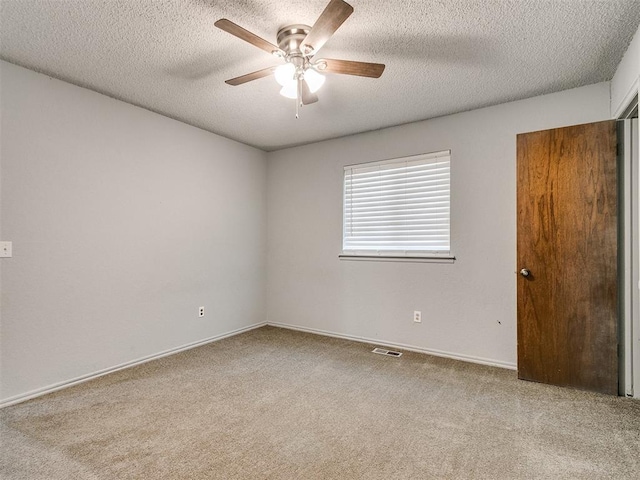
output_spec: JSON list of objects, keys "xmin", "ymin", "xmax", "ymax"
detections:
[{"xmin": 342, "ymin": 150, "xmax": 451, "ymax": 259}]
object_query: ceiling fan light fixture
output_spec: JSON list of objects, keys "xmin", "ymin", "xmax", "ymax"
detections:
[
  {"xmin": 279, "ymin": 82, "xmax": 298, "ymax": 99},
  {"xmin": 274, "ymin": 63, "xmax": 296, "ymax": 87},
  {"xmin": 304, "ymin": 68, "xmax": 325, "ymax": 93}
]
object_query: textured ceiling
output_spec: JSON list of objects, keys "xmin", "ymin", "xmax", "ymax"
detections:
[{"xmin": 1, "ymin": 1, "xmax": 639, "ymax": 151}]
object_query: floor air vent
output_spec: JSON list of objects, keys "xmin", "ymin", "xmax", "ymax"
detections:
[{"xmin": 372, "ymin": 347, "xmax": 402, "ymax": 357}]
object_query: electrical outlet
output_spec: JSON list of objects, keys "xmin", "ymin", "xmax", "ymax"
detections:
[
  {"xmin": 0, "ymin": 241, "xmax": 12, "ymax": 258},
  {"xmin": 413, "ymin": 311, "xmax": 422, "ymax": 323},
  {"xmin": 198, "ymin": 306, "xmax": 205, "ymax": 317}
]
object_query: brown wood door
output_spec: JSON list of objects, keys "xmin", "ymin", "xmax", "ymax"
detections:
[{"xmin": 517, "ymin": 120, "xmax": 618, "ymax": 395}]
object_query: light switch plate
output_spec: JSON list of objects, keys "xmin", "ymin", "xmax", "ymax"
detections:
[{"xmin": 0, "ymin": 241, "xmax": 12, "ymax": 258}]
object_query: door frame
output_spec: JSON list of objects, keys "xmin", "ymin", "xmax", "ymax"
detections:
[{"xmin": 617, "ymin": 95, "xmax": 639, "ymax": 398}]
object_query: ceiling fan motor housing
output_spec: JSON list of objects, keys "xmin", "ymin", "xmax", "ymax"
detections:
[{"xmin": 277, "ymin": 24, "xmax": 312, "ymax": 61}]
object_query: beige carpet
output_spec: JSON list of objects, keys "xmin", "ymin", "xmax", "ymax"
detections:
[{"xmin": 1, "ymin": 326, "xmax": 639, "ymax": 479}]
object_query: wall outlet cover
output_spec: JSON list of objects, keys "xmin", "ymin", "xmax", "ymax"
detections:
[{"xmin": 0, "ymin": 241, "xmax": 12, "ymax": 258}]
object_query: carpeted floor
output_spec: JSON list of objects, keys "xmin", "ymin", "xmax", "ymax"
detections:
[{"xmin": 1, "ymin": 326, "xmax": 639, "ymax": 479}]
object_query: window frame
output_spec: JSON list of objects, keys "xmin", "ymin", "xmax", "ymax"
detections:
[{"xmin": 340, "ymin": 150, "xmax": 454, "ymax": 263}]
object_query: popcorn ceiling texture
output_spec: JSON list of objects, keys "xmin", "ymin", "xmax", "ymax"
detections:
[{"xmin": 0, "ymin": 0, "xmax": 638, "ymax": 151}]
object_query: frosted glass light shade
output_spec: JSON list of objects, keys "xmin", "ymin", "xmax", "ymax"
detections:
[
  {"xmin": 275, "ymin": 63, "xmax": 296, "ymax": 87},
  {"xmin": 280, "ymin": 82, "xmax": 298, "ymax": 99},
  {"xmin": 304, "ymin": 68, "xmax": 325, "ymax": 93}
]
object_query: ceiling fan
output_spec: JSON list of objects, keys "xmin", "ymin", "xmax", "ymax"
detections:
[{"xmin": 215, "ymin": 0, "xmax": 385, "ymax": 117}]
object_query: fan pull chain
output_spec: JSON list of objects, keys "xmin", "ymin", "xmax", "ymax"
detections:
[{"xmin": 296, "ymin": 78, "xmax": 302, "ymax": 119}]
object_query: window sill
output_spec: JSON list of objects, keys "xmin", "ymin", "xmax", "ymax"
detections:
[{"xmin": 339, "ymin": 254, "xmax": 456, "ymax": 264}]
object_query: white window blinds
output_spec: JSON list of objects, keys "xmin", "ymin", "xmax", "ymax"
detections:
[{"xmin": 343, "ymin": 150, "xmax": 451, "ymax": 256}]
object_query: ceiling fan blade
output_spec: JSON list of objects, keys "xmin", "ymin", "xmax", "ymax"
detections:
[
  {"xmin": 319, "ymin": 59, "xmax": 385, "ymax": 78},
  {"xmin": 225, "ymin": 66, "xmax": 278, "ymax": 86},
  {"xmin": 215, "ymin": 19, "xmax": 284, "ymax": 56},
  {"xmin": 301, "ymin": 80, "xmax": 319, "ymax": 105},
  {"xmin": 302, "ymin": 0, "xmax": 354, "ymax": 54}
]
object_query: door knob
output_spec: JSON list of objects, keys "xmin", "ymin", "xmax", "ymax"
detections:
[{"xmin": 519, "ymin": 268, "xmax": 531, "ymax": 277}]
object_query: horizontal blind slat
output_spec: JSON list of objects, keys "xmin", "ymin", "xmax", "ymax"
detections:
[
  {"xmin": 345, "ymin": 209, "xmax": 449, "ymax": 218},
  {"xmin": 349, "ymin": 216, "xmax": 449, "ymax": 224},
  {"xmin": 350, "ymin": 223, "xmax": 449, "ymax": 231},
  {"xmin": 346, "ymin": 168, "xmax": 450, "ymax": 186},
  {"xmin": 344, "ymin": 242, "xmax": 450, "ymax": 245},
  {"xmin": 344, "ymin": 150, "xmax": 450, "ymax": 171},
  {"xmin": 345, "ymin": 203, "xmax": 450, "ymax": 215},
  {"xmin": 346, "ymin": 186, "xmax": 450, "ymax": 201},
  {"xmin": 346, "ymin": 162, "xmax": 450, "ymax": 179}
]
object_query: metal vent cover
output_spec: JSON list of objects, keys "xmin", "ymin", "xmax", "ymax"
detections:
[{"xmin": 372, "ymin": 347, "xmax": 402, "ymax": 357}]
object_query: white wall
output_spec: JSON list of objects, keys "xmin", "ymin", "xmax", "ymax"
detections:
[
  {"xmin": 0, "ymin": 61, "xmax": 267, "ymax": 403},
  {"xmin": 611, "ymin": 24, "xmax": 639, "ymax": 117},
  {"xmin": 266, "ymin": 83, "xmax": 611, "ymax": 368}
]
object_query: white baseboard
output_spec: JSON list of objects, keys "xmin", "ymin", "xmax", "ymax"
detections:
[
  {"xmin": 267, "ymin": 322, "xmax": 517, "ymax": 371},
  {"xmin": 2, "ymin": 320, "xmax": 516, "ymax": 408},
  {"xmin": 0, "ymin": 322, "xmax": 267, "ymax": 408}
]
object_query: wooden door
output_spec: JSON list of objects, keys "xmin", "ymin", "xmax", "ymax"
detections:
[{"xmin": 517, "ymin": 120, "xmax": 618, "ymax": 395}]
